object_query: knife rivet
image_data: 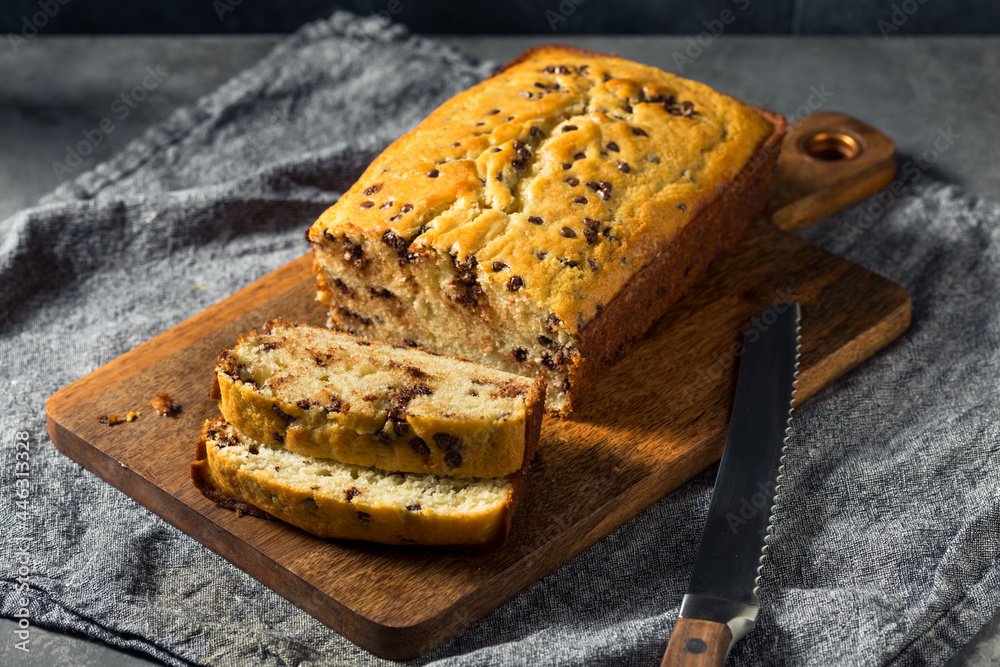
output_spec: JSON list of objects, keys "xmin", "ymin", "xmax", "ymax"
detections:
[{"xmin": 684, "ymin": 638, "xmax": 707, "ymax": 654}]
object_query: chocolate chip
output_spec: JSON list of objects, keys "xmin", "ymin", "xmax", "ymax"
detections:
[
  {"xmin": 574, "ymin": 196, "xmax": 588, "ymax": 204},
  {"xmin": 585, "ymin": 181, "xmax": 601, "ymax": 191},
  {"xmin": 596, "ymin": 189, "xmax": 611, "ymax": 201},
  {"xmin": 389, "ymin": 214, "xmax": 402, "ymax": 222},
  {"xmin": 327, "ymin": 396, "xmax": 349, "ymax": 414},
  {"xmin": 561, "ymin": 125, "xmax": 578, "ymax": 133},
  {"xmin": 562, "ymin": 163, "xmax": 572, "ymax": 170},
  {"xmin": 542, "ymin": 354, "xmax": 558, "ymax": 371},
  {"xmin": 618, "ymin": 161, "xmax": 630, "ymax": 173},
  {"xmin": 560, "ymin": 226, "xmax": 576, "ymax": 238},
  {"xmin": 296, "ymin": 399, "xmax": 313, "ymax": 410},
  {"xmin": 409, "ymin": 437, "xmax": 430, "ymax": 456},
  {"xmin": 488, "ymin": 108, "xmax": 500, "ymax": 115},
  {"xmin": 573, "ymin": 152, "xmax": 585, "ymax": 160},
  {"xmin": 530, "ymin": 126, "xmax": 543, "ymax": 137},
  {"xmin": 538, "ymin": 335, "xmax": 555, "ymax": 349},
  {"xmin": 583, "ymin": 228, "xmax": 597, "ymax": 244},
  {"xmin": 475, "ymin": 121, "xmax": 485, "ymax": 126},
  {"xmin": 560, "ymin": 258, "xmax": 578, "ymax": 268},
  {"xmin": 507, "ymin": 275, "xmax": 524, "ymax": 291},
  {"xmin": 381, "ymin": 229, "xmax": 408, "ymax": 251},
  {"xmin": 519, "ymin": 91, "xmax": 532, "ymax": 98},
  {"xmin": 492, "ymin": 261, "xmax": 508, "ymax": 272},
  {"xmin": 433, "ymin": 432, "xmax": 463, "ymax": 457},
  {"xmin": 565, "ymin": 177, "xmax": 579, "ymax": 186},
  {"xmin": 596, "ymin": 302, "xmax": 604, "ymax": 314},
  {"xmin": 451, "ymin": 142, "xmax": 461, "ymax": 147},
  {"xmin": 583, "ymin": 217, "xmax": 600, "ymax": 231},
  {"xmin": 535, "ymin": 250, "xmax": 548, "ymax": 260},
  {"xmin": 527, "ymin": 215, "xmax": 543, "ymax": 225},
  {"xmin": 632, "ymin": 127, "xmax": 649, "ymax": 137},
  {"xmin": 406, "ymin": 503, "xmax": 422, "ymax": 512},
  {"xmin": 589, "ymin": 258, "xmax": 599, "ymax": 272},
  {"xmin": 513, "ymin": 348, "xmax": 527, "ymax": 362},
  {"xmin": 272, "ymin": 405, "xmax": 293, "ymax": 424},
  {"xmin": 356, "ymin": 340, "xmax": 371, "ymax": 346},
  {"xmin": 360, "ymin": 200, "xmax": 374, "ymax": 208},
  {"xmin": 506, "ymin": 115, "xmax": 514, "ymax": 121},
  {"xmin": 606, "ymin": 142, "xmax": 619, "ymax": 152},
  {"xmin": 401, "ymin": 204, "xmax": 413, "ymax": 213},
  {"xmin": 345, "ymin": 487, "xmax": 361, "ymax": 502},
  {"xmin": 362, "ymin": 183, "xmax": 382, "ymax": 196},
  {"xmin": 492, "ymin": 147, "xmax": 501, "ymax": 153},
  {"xmin": 622, "ymin": 104, "xmax": 633, "ymax": 113},
  {"xmin": 678, "ymin": 203, "xmax": 687, "ymax": 211},
  {"xmin": 426, "ymin": 169, "xmax": 439, "ymax": 178}
]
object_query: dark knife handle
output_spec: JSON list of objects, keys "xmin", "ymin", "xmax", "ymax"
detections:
[{"xmin": 660, "ymin": 618, "xmax": 732, "ymax": 667}]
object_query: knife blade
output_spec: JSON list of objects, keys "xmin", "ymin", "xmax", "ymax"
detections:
[{"xmin": 660, "ymin": 302, "xmax": 801, "ymax": 667}]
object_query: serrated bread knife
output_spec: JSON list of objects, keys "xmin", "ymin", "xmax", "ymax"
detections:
[{"xmin": 660, "ymin": 302, "xmax": 801, "ymax": 666}]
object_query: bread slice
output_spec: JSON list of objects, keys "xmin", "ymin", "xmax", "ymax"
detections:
[
  {"xmin": 307, "ymin": 45, "xmax": 786, "ymax": 414},
  {"xmin": 191, "ymin": 418, "xmax": 524, "ymax": 552},
  {"xmin": 212, "ymin": 319, "xmax": 545, "ymax": 479}
]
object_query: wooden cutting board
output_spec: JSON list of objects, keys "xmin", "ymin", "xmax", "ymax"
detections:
[{"xmin": 46, "ymin": 112, "xmax": 908, "ymax": 660}]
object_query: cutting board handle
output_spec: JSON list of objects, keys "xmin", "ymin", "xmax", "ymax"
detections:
[{"xmin": 765, "ymin": 111, "xmax": 897, "ymax": 232}]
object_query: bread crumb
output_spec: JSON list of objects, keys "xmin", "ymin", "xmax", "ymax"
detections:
[
  {"xmin": 152, "ymin": 393, "xmax": 180, "ymax": 416},
  {"xmin": 126, "ymin": 411, "xmax": 140, "ymax": 422},
  {"xmin": 95, "ymin": 414, "xmax": 123, "ymax": 426}
]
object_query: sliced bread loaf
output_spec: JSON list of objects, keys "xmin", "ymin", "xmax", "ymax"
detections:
[
  {"xmin": 191, "ymin": 418, "xmax": 524, "ymax": 552},
  {"xmin": 212, "ymin": 319, "xmax": 545, "ymax": 479}
]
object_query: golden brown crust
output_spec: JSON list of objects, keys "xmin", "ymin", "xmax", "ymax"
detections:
[
  {"xmin": 564, "ymin": 106, "xmax": 786, "ymax": 411},
  {"xmin": 190, "ymin": 418, "xmax": 524, "ymax": 554},
  {"xmin": 190, "ymin": 432, "xmax": 275, "ymax": 520}
]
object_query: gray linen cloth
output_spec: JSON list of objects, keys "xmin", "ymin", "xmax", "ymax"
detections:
[{"xmin": 2, "ymin": 12, "xmax": 998, "ymax": 666}]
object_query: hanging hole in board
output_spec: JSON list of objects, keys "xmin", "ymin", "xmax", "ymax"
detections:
[{"xmin": 802, "ymin": 131, "xmax": 862, "ymax": 161}]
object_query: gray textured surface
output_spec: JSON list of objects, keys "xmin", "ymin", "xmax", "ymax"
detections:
[
  {"xmin": 1, "ymin": 24, "xmax": 999, "ymax": 667},
  {"xmin": 2, "ymin": 35, "xmax": 998, "ymax": 222},
  {"xmin": 2, "ymin": 0, "xmax": 1000, "ymax": 35}
]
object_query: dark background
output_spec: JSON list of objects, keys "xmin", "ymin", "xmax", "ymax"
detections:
[{"xmin": 2, "ymin": 0, "xmax": 999, "ymax": 35}]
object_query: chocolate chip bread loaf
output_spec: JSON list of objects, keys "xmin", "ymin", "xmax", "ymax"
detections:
[
  {"xmin": 191, "ymin": 418, "xmax": 525, "ymax": 552},
  {"xmin": 212, "ymin": 319, "xmax": 545, "ymax": 479},
  {"xmin": 307, "ymin": 45, "xmax": 786, "ymax": 414}
]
